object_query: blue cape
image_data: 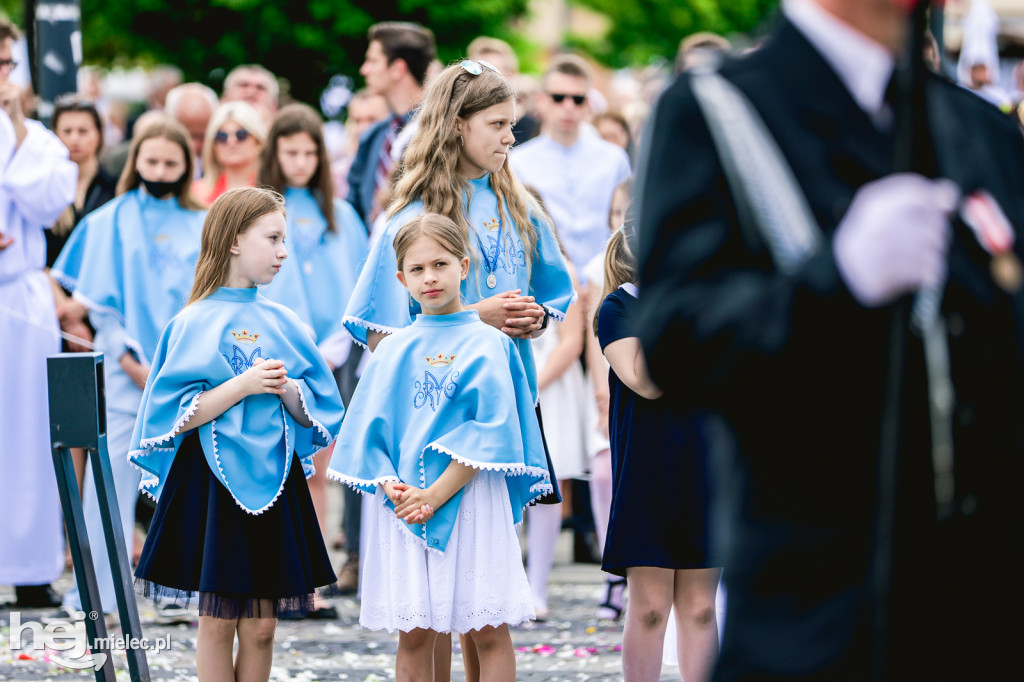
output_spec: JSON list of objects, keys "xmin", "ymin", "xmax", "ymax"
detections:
[
  {"xmin": 327, "ymin": 310, "xmax": 551, "ymax": 551},
  {"xmin": 128, "ymin": 287, "xmax": 346, "ymax": 514},
  {"xmin": 51, "ymin": 188, "xmax": 205, "ymax": 365},
  {"xmin": 342, "ymin": 174, "xmax": 577, "ymax": 401},
  {"xmin": 258, "ymin": 188, "xmax": 368, "ymax": 343}
]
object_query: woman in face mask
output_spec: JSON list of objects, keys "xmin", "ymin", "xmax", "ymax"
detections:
[{"xmin": 50, "ymin": 116, "xmax": 206, "ymax": 623}]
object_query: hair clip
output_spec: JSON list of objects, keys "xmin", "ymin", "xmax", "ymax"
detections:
[{"xmin": 460, "ymin": 59, "xmax": 501, "ymax": 76}]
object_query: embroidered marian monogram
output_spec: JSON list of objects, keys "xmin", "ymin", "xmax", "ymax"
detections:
[
  {"xmin": 148, "ymin": 234, "xmax": 186, "ymax": 275},
  {"xmin": 479, "ymin": 222, "xmax": 526, "ymax": 278},
  {"xmin": 414, "ymin": 353, "xmax": 459, "ymax": 411},
  {"xmin": 224, "ymin": 345, "xmax": 263, "ymax": 376},
  {"xmin": 413, "ymin": 370, "xmax": 460, "ymax": 411}
]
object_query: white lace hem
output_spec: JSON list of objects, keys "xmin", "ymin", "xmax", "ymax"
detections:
[
  {"xmin": 137, "ymin": 392, "xmax": 203, "ymax": 450},
  {"xmin": 288, "ymin": 378, "xmax": 335, "ymax": 447},
  {"xmin": 207, "ymin": 404, "xmax": 294, "ymax": 516},
  {"xmin": 342, "ymin": 315, "xmax": 401, "ymax": 349}
]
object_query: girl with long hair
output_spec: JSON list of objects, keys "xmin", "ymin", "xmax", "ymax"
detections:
[
  {"xmin": 128, "ymin": 188, "xmax": 345, "ymax": 681},
  {"xmin": 344, "ymin": 59, "xmax": 574, "ymax": 401},
  {"xmin": 257, "ymin": 103, "xmax": 369, "ymax": 610},
  {"xmin": 50, "ymin": 116, "xmax": 206, "ymax": 621},
  {"xmin": 596, "ymin": 224, "xmax": 721, "ymax": 682},
  {"xmin": 342, "ymin": 59, "xmax": 576, "ymax": 676}
]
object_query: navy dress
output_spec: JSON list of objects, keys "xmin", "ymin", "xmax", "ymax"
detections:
[
  {"xmin": 597, "ymin": 287, "xmax": 711, "ymax": 576},
  {"xmin": 135, "ymin": 432, "xmax": 337, "ymax": 618}
]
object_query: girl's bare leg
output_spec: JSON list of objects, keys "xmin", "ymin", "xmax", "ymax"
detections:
[
  {"xmin": 433, "ymin": 632, "xmax": 453, "ymax": 682},
  {"xmin": 397, "ymin": 628, "xmax": 438, "ymax": 682},
  {"xmin": 196, "ymin": 615, "xmax": 237, "ymax": 682},
  {"xmin": 673, "ymin": 568, "xmax": 722, "ymax": 682},
  {"xmin": 308, "ymin": 446, "xmax": 333, "ymax": 538},
  {"xmin": 459, "ymin": 632, "xmax": 480, "ymax": 682},
  {"xmin": 621, "ymin": 566, "xmax": 674, "ymax": 682},
  {"xmin": 234, "ymin": 600, "xmax": 277, "ymax": 682},
  {"xmin": 464, "ymin": 625, "xmax": 514, "ymax": 682}
]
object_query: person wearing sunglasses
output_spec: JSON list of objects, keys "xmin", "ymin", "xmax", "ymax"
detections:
[
  {"xmin": 0, "ymin": 15, "xmax": 78, "ymax": 611},
  {"xmin": 193, "ymin": 101, "xmax": 266, "ymax": 206},
  {"xmin": 511, "ymin": 54, "xmax": 631, "ymax": 279}
]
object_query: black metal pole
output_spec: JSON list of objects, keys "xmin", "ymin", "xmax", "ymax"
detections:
[
  {"xmin": 871, "ymin": 4, "xmax": 935, "ymax": 681},
  {"xmin": 33, "ymin": 0, "xmax": 80, "ymax": 126}
]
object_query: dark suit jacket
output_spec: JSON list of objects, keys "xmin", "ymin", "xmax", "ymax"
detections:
[
  {"xmin": 346, "ymin": 116, "xmax": 389, "ymax": 223},
  {"xmin": 636, "ymin": 18, "xmax": 1024, "ymax": 681}
]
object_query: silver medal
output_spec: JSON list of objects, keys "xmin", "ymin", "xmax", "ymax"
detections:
[{"xmin": 486, "ymin": 273, "xmax": 497, "ymax": 289}]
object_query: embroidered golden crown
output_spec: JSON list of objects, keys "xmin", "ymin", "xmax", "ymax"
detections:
[
  {"xmin": 231, "ymin": 329, "xmax": 260, "ymax": 344},
  {"xmin": 483, "ymin": 218, "xmax": 500, "ymax": 231},
  {"xmin": 425, "ymin": 353, "xmax": 456, "ymax": 367}
]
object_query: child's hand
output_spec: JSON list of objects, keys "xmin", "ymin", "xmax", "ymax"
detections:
[
  {"xmin": 394, "ymin": 486, "xmax": 438, "ymax": 524},
  {"xmin": 404, "ymin": 504, "xmax": 434, "ymax": 525},
  {"xmin": 382, "ymin": 481, "xmax": 411, "ymax": 504},
  {"xmin": 239, "ymin": 358, "xmax": 288, "ymax": 396}
]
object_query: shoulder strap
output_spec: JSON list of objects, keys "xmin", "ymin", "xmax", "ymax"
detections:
[{"xmin": 689, "ymin": 66, "xmax": 823, "ymax": 273}]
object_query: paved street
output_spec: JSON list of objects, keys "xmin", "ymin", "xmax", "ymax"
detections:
[{"xmin": 2, "ymin": 536, "xmax": 685, "ymax": 681}]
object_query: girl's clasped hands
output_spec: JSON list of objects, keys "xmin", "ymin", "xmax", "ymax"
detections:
[{"xmin": 382, "ymin": 481, "xmax": 435, "ymax": 525}]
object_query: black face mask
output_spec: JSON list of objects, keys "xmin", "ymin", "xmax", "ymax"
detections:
[{"xmin": 139, "ymin": 174, "xmax": 183, "ymax": 199}]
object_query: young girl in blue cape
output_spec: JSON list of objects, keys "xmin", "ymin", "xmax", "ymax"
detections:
[
  {"xmin": 329, "ymin": 213, "xmax": 551, "ymax": 682},
  {"xmin": 49, "ymin": 117, "xmax": 206, "ymax": 619},
  {"xmin": 257, "ymin": 103, "xmax": 369, "ymax": 587},
  {"xmin": 127, "ymin": 188, "xmax": 345, "ymax": 681},
  {"xmin": 596, "ymin": 223, "xmax": 720, "ymax": 682},
  {"xmin": 342, "ymin": 59, "xmax": 575, "ymax": 677}
]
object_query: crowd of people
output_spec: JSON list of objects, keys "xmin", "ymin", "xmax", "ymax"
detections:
[{"xmin": 5, "ymin": 1, "xmax": 1024, "ymax": 680}]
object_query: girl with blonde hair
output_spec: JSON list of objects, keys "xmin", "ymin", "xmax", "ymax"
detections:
[
  {"xmin": 344, "ymin": 59, "xmax": 575, "ymax": 399},
  {"xmin": 129, "ymin": 188, "xmax": 345, "ymax": 680},
  {"xmin": 343, "ymin": 59, "xmax": 576, "ymax": 677},
  {"xmin": 193, "ymin": 101, "xmax": 267, "ymax": 205},
  {"xmin": 330, "ymin": 212, "xmax": 551, "ymax": 681}
]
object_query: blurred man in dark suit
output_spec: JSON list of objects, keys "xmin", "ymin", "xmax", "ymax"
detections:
[{"xmin": 635, "ymin": 1, "xmax": 1024, "ymax": 679}]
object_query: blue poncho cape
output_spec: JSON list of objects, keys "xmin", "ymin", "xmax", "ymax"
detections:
[
  {"xmin": 128, "ymin": 287, "xmax": 346, "ymax": 514},
  {"xmin": 342, "ymin": 174, "xmax": 576, "ymax": 402},
  {"xmin": 327, "ymin": 310, "xmax": 552, "ymax": 551}
]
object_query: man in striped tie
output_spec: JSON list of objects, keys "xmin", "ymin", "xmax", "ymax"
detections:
[{"xmin": 346, "ymin": 22, "xmax": 436, "ymax": 226}]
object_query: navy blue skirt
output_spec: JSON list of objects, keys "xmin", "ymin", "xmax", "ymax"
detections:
[{"xmin": 134, "ymin": 431, "xmax": 336, "ymax": 619}]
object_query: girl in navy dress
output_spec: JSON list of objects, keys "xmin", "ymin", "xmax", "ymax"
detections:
[
  {"xmin": 596, "ymin": 224, "xmax": 721, "ymax": 682},
  {"xmin": 127, "ymin": 188, "xmax": 345, "ymax": 681}
]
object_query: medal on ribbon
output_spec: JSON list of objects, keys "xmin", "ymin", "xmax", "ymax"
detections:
[
  {"xmin": 476, "ymin": 217, "xmax": 503, "ymax": 289},
  {"xmin": 962, "ymin": 190, "xmax": 1023, "ymax": 294}
]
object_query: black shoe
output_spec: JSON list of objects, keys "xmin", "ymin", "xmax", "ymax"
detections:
[{"xmin": 13, "ymin": 584, "xmax": 62, "ymax": 609}]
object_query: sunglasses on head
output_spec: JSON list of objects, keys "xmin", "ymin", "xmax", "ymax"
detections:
[
  {"xmin": 214, "ymin": 128, "xmax": 251, "ymax": 144},
  {"xmin": 460, "ymin": 59, "xmax": 501, "ymax": 76},
  {"xmin": 548, "ymin": 92, "xmax": 586, "ymax": 106}
]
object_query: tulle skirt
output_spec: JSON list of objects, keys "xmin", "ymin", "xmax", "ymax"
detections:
[{"xmin": 134, "ymin": 432, "xmax": 337, "ymax": 619}]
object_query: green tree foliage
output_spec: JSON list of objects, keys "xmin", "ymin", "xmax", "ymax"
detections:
[
  {"xmin": 573, "ymin": 0, "xmax": 780, "ymax": 66},
  {"xmin": 75, "ymin": 0, "xmax": 530, "ymax": 105}
]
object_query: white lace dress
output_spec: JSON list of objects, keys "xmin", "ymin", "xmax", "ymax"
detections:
[{"xmin": 358, "ymin": 470, "xmax": 536, "ymax": 634}]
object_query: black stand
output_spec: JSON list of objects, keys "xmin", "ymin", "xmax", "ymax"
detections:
[{"xmin": 47, "ymin": 353, "xmax": 150, "ymax": 682}]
